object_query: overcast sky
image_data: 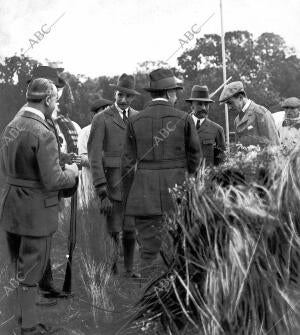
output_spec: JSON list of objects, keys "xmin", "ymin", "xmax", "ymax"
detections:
[{"xmin": 0, "ymin": 0, "xmax": 299, "ymax": 77}]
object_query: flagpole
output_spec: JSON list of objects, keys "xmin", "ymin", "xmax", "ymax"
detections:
[{"xmin": 220, "ymin": 0, "xmax": 230, "ymax": 148}]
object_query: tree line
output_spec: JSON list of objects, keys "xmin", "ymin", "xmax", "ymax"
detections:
[{"xmin": 1, "ymin": 31, "xmax": 299, "ymax": 132}]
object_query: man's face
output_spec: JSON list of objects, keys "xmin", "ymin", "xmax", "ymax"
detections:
[
  {"xmin": 45, "ymin": 85, "xmax": 58, "ymax": 118},
  {"xmin": 115, "ymin": 91, "xmax": 135, "ymax": 110},
  {"xmin": 284, "ymin": 107, "xmax": 300, "ymax": 119},
  {"xmin": 191, "ymin": 101, "xmax": 210, "ymax": 119},
  {"xmin": 226, "ymin": 96, "xmax": 244, "ymax": 113},
  {"xmin": 167, "ymin": 89, "xmax": 178, "ymax": 106}
]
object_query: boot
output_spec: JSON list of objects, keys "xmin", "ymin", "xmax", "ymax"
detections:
[
  {"xmin": 123, "ymin": 232, "xmax": 140, "ymax": 278},
  {"xmin": 110, "ymin": 232, "xmax": 120, "ymax": 276},
  {"xmin": 21, "ymin": 323, "xmax": 62, "ymax": 334},
  {"xmin": 39, "ymin": 259, "xmax": 66, "ymax": 298}
]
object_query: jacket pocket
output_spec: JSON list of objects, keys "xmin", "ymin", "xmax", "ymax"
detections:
[{"xmin": 44, "ymin": 196, "xmax": 59, "ymax": 207}]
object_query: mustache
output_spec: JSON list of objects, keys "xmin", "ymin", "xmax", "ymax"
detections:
[{"xmin": 195, "ymin": 110, "xmax": 208, "ymax": 115}]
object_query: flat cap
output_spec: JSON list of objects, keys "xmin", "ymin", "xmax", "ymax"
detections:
[
  {"xmin": 26, "ymin": 78, "xmax": 56, "ymax": 101},
  {"xmin": 281, "ymin": 97, "xmax": 300, "ymax": 108},
  {"xmin": 219, "ymin": 81, "xmax": 245, "ymax": 103}
]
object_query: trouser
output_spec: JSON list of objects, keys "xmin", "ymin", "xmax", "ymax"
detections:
[
  {"xmin": 106, "ymin": 200, "xmax": 136, "ymax": 273},
  {"xmin": 135, "ymin": 215, "xmax": 163, "ymax": 271},
  {"xmin": 6, "ymin": 232, "xmax": 52, "ymax": 329},
  {"xmin": 39, "ymin": 258, "xmax": 53, "ymax": 291}
]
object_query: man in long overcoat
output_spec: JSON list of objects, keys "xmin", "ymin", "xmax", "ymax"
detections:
[
  {"xmin": 0, "ymin": 79, "xmax": 78, "ymax": 334},
  {"xmin": 121, "ymin": 68, "xmax": 201, "ymax": 276},
  {"xmin": 219, "ymin": 81, "xmax": 279, "ymax": 147},
  {"xmin": 88, "ymin": 74, "xmax": 140, "ymax": 277},
  {"xmin": 186, "ymin": 85, "xmax": 225, "ymax": 166}
]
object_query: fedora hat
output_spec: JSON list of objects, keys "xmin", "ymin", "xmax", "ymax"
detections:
[
  {"xmin": 27, "ymin": 66, "xmax": 66, "ymax": 88},
  {"xmin": 90, "ymin": 98, "xmax": 113, "ymax": 113},
  {"xmin": 144, "ymin": 68, "xmax": 183, "ymax": 92},
  {"xmin": 110, "ymin": 73, "xmax": 140, "ymax": 96},
  {"xmin": 186, "ymin": 85, "xmax": 214, "ymax": 103}
]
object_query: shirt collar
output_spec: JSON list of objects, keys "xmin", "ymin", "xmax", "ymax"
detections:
[
  {"xmin": 115, "ymin": 102, "xmax": 129, "ymax": 114},
  {"xmin": 21, "ymin": 106, "xmax": 45, "ymax": 120},
  {"xmin": 192, "ymin": 115, "xmax": 205, "ymax": 126},
  {"xmin": 242, "ymin": 99, "xmax": 251, "ymax": 113},
  {"xmin": 152, "ymin": 98, "xmax": 168, "ymax": 102}
]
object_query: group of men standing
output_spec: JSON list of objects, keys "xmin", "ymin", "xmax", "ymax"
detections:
[{"xmin": 0, "ymin": 64, "xmax": 291, "ymax": 334}]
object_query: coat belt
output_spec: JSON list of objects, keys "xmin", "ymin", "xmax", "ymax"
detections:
[
  {"xmin": 104, "ymin": 151, "xmax": 122, "ymax": 157},
  {"xmin": 138, "ymin": 159, "xmax": 186, "ymax": 170},
  {"xmin": 6, "ymin": 176, "xmax": 43, "ymax": 188}
]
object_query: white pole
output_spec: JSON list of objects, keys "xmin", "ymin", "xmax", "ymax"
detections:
[{"xmin": 220, "ymin": 0, "xmax": 230, "ymax": 148}]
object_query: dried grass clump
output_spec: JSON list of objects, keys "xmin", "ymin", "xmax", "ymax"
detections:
[
  {"xmin": 77, "ymin": 199, "xmax": 114, "ymax": 326},
  {"xmin": 133, "ymin": 145, "xmax": 300, "ymax": 335}
]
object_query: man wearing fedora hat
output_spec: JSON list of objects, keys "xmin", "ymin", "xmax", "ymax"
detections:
[
  {"xmin": 88, "ymin": 74, "xmax": 140, "ymax": 277},
  {"xmin": 77, "ymin": 98, "xmax": 112, "ymax": 208},
  {"xmin": 219, "ymin": 81, "xmax": 279, "ymax": 147},
  {"xmin": 121, "ymin": 68, "xmax": 201, "ymax": 277},
  {"xmin": 186, "ymin": 85, "xmax": 225, "ymax": 166}
]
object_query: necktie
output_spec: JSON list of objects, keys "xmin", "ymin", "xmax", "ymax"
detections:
[
  {"xmin": 196, "ymin": 119, "xmax": 201, "ymax": 130},
  {"xmin": 123, "ymin": 110, "xmax": 128, "ymax": 124}
]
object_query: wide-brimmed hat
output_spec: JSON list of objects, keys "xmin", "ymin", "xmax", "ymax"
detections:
[
  {"xmin": 186, "ymin": 85, "xmax": 214, "ymax": 103},
  {"xmin": 90, "ymin": 98, "xmax": 113, "ymax": 112},
  {"xmin": 27, "ymin": 66, "xmax": 66, "ymax": 88},
  {"xmin": 281, "ymin": 97, "xmax": 300, "ymax": 109},
  {"xmin": 219, "ymin": 81, "xmax": 245, "ymax": 103},
  {"xmin": 109, "ymin": 73, "xmax": 140, "ymax": 96},
  {"xmin": 144, "ymin": 68, "xmax": 183, "ymax": 92}
]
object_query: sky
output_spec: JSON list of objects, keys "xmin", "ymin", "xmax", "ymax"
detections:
[{"xmin": 0, "ymin": 0, "xmax": 299, "ymax": 78}]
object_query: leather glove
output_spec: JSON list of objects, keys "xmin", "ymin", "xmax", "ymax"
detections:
[
  {"xmin": 100, "ymin": 196, "xmax": 113, "ymax": 216},
  {"xmin": 96, "ymin": 184, "xmax": 108, "ymax": 200}
]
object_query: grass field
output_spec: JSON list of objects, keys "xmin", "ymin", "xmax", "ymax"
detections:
[{"xmin": 0, "ymin": 175, "xmax": 148, "ymax": 335}]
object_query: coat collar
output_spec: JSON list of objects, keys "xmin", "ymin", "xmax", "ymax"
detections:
[
  {"xmin": 107, "ymin": 104, "xmax": 137, "ymax": 129},
  {"xmin": 20, "ymin": 110, "xmax": 51, "ymax": 130},
  {"xmin": 196, "ymin": 118, "xmax": 212, "ymax": 131},
  {"xmin": 148, "ymin": 100, "xmax": 173, "ymax": 108},
  {"xmin": 235, "ymin": 101, "xmax": 255, "ymax": 128}
]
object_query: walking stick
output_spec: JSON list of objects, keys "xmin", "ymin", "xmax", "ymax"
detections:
[{"xmin": 63, "ymin": 148, "xmax": 80, "ymax": 296}]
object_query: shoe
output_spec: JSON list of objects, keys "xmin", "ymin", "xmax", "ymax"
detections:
[
  {"xmin": 124, "ymin": 271, "xmax": 141, "ymax": 279},
  {"xmin": 21, "ymin": 323, "xmax": 62, "ymax": 334},
  {"xmin": 39, "ymin": 285, "xmax": 68, "ymax": 299},
  {"xmin": 36, "ymin": 296, "xmax": 57, "ymax": 307}
]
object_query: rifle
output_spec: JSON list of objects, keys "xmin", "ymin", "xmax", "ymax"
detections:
[{"xmin": 62, "ymin": 147, "xmax": 80, "ymax": 295}]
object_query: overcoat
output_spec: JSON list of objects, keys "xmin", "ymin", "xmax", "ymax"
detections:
[
  {"xmin": 197, "ymin": 118, "xmax": 225, "ymax": 166},
  {"xmin": 87, "ymin": 104, "xmax": 138, "ymax": 201},
  {"xmin": 0, "ymin": 110, "xmax": 76, "ymax": 237},
  {"xmin": 121, "ymin": 100, "xmax": 201, "ymax": 216},
  {"xmin": 234, "ymin": 101, "xmax": 280, "ymax": 146}
]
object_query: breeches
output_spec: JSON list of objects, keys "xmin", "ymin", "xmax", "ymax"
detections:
[{"xmin": 6, "ymin": 232, "xmax": 52, "ymax": 287}]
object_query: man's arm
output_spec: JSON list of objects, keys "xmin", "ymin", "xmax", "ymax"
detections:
[
  {"xmin": 215, "ymin": 126, "xmax": 226, "ymax": 165},
  {"xmin": 184, "ymin": 114, "xmax": 202, "ymax": 174},
  {"xmin": 87, "ymin": 113, "xmax": 107, "ymax": 190},
  {"xmin": 257, "ymin": 109, "xmax": 280, "ymax": 145},
  {"xmin": 36, "ymin": 131, "xmax": 78, "ymax": 191},
  {"xmin": 121, "ymin": 121, "xmax": 137, "ymax": 203}
]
